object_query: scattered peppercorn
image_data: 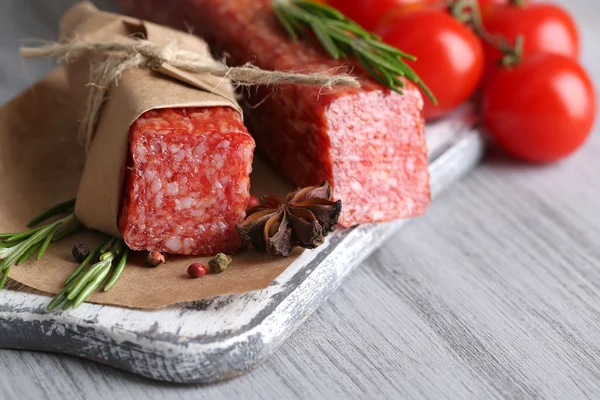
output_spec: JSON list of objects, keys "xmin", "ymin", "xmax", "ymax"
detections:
[
  {"xmin": 209, "ymin": 253, "xmax": 232, "ymax": 274},
  {"xmin": 248, "ymin": 195, "xmax": 260, "ymax": 208},
  {"xmin": 188, "ymin": 263, "xmax": 207, "ymax": 278},
  {"xmin": 145, "ymin": 251, "xmax": 166, "ymax": 267},
  {"xmin": 71, "ymin": 244, "xmax": 90, "ymax": 263}
]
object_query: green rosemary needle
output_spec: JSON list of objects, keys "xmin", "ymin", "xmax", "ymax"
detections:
[
  {"xmin": 48, "ymin": 238, "xmax": 128, "ymax": 311},
  {"xmin": 0, "ymin": 199, "xmax": 81, "ymax": 290},
  {"xmin": 271, "ymin": 0, "xmax": 437, "ymax": 103},
  {"xmin": 27, "ymin": 198, "xmax": 76, "ymax": 227}
]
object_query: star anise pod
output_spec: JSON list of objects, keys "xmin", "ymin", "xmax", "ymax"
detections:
[{"xmin": 236, "ymin": 181, "xmax": 342, "ymax": 257}]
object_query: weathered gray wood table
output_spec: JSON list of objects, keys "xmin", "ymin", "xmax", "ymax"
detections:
[{"xmin": 1, "ymin": 0, "xmax": 599, "ymax": 398}]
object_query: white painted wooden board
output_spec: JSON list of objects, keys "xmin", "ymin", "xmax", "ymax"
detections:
[
  {"xmin": 0, "ymin": 0, "xmax": 484, "ymax": 385},
  {"xmin": 1, "ymin": 0, "xmax": 600, "ymax": 398},
  {"xmin": 0, "ymin": 105, "xmax": 482, "ymax": 383}
]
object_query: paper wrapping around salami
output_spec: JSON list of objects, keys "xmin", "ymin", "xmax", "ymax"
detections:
[{"xmin": 61, "ymin": 2, "xmax": 243, "ymax": 238}]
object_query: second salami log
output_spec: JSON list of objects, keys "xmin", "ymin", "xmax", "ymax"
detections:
[{"xmin": 120, "ymin": 0, "xmax": 431, "ymax": 227}]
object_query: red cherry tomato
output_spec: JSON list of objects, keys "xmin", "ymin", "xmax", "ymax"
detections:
[
  {"xmin": 374, "ymin": 0, "xmax": 518, "ymax": 26},
  {"xmin": 482, "ymin": 3, "xmax": 580, "ymax": 66},
  {"xmin": 478, "ymin": 0, "xmax": 511, "ymax": 9},
  {"xmin": 476, "ymin": 0, "xmax": 527, "ymax": 17},
  {"xmin": 375, "ymin": 9, "xmax": 484, "ymax": 120},
  {"xmin": 327, "ymin": 0, "xmax": 441, "ymax": 30},
  {"xmin": 483, "ymin": 53, "xmax": 596, "ymax": 163},
  {"xmin": 377, "ymin": 1, "xmax": 444, "ymax": 23}
]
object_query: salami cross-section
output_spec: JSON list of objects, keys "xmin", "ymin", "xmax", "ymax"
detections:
[
  {"xmin": 119, "ymin": 107, "xmax": 255, "ymax": 255},
  {"xmin": 119, "ymin": 0, "xmax": 431, "ymax": 227}
]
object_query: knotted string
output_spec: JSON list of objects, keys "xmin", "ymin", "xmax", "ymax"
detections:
[{"xmin": 21, "ymin": 40, "xmax": 359, "ymax": 152}]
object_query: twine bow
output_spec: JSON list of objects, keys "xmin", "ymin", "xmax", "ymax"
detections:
[{"xmin": 20, "ymin": 40, "xmax": 359, "ymax": 152}]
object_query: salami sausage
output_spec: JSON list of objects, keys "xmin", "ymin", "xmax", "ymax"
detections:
[
  {"xmin": 119, "ymin": 107, "xmax": 255, "ymax": 255},
  {"xmin": 119, "ymin": 0, "xmax": 430, "ymax": 227}
]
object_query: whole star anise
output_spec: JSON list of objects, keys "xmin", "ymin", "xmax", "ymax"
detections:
[{"xmin": 236, "ymin": 181, "xmax": 342, "ymax": 257}]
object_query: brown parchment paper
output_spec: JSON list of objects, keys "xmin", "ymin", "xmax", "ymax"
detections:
[
  {"xmin": 3, "ymin": 68, "xmax": 298, "ymax": 309},
  {"xmin": 61, "ymin": 2, "xmax": 243, "ymax": 237}
]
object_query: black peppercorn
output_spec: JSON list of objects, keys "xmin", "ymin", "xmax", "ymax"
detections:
[{"xmin": 72, "ymin": 244, "xmax": 90, "ymax": 263}]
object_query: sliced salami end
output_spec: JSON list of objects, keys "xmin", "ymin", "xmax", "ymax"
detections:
[
  {"xmin": 249, "ymin": 86, "xmax": 429, "ymax": 227},
  {"xmin": 119, "ymin": 107, "xmax": 255, "ymax": 255},
  {"xmin": 327, "ymin": 89, "xmax": 430, "ymax": 226}
]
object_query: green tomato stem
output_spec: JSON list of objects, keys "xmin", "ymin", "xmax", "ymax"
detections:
[{"xmin": 450, "ymin": 0, "xmax": 523, "ymax": 67}]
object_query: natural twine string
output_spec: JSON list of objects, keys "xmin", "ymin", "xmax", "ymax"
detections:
[{"xmin": 20, "ymin": 40, "xmax": 359, "ymax": 152}]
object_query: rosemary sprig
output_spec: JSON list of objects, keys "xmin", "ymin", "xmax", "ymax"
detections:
[
  {"xmin": 0, "ymin": 199, "xmax": 81, "ymax": 290},
  {"xmin": 48, "ymin": 237, "xmax": 128, "ymax": 310},
  {"xmin": 272, "ymin": 0, "xmax": 437, "ymax": 104},
  {"xmin": 0, "ymin": 198, "xmax": 130, "ymax": 309}
]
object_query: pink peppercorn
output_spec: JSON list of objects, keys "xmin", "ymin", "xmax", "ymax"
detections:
[
  {"xmin": 187, "ymin": 263, "xmax": 207, "ymax": 278},
  {"xmin": 248, "ymin": 195, "xmax": 260, "ymax": 208},
  {"xmin": 146, "ymin": 251, "xmax": 166, "ymax": 267}
]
